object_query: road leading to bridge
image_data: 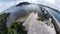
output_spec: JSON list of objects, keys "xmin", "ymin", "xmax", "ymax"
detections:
[{"xmin": 23, "ymin": 12, "xmax": 56, "ymax": 34}]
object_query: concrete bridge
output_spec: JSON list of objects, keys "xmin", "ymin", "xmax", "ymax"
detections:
[{"xmin": 23, "ymin": 12, "xmax": 56, "ymax": 34}]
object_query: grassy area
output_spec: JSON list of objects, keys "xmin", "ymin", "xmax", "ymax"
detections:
[{"xmin": 0, "ymin": 13, "xmax": 27, "ymax": 34}]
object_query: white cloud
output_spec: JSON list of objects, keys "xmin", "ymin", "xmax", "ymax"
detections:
[
  {"xmin": 0, "ymin": 0, "xmax": 60, "ymax": 13},
  {"xmin": 27, "ymin": 0, "xmax": 37, "ymax": 3},
  {"xmin": 0, "ymin": 2, "xmax": 5, "ymax": 7},
  {"xmin": 45, "ymin": 0, "xmax": 55, "ymax": 3},
  {"xmin": 16, "ymin": 1, "xmax": 24, "ymax": 5},
  {"xmin": 19, "ymin": 0, "xmax": 38, "ymax": 3},
  {"xmin": 52, "ymin": 4, "xmax": 60, "ymax": 11},
  {"xmin": 0, "ymin": 2, "xmax": 16, "ymax": 13},
  {"xmin": 6, "ymin": 2, "xmax": 16, "ymax": 6}
]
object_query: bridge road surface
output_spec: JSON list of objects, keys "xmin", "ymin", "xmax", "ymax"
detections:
[
  {"xmin": 23, "ymin": 12, "xmax": 56, "ymax": 34},
  {"xmin": 44, "ymin": 7, "xmax": 60, "ymax": 28}
]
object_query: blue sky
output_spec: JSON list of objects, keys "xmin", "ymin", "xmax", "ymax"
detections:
[{"xmin": 0, "ymin": 0, "xmax": 60, "ymax": 13}]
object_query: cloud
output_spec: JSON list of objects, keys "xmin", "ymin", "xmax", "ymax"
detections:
[
  {"xmin": 0, "ymin": 2, "xmax": 16, "ymax": 13},
  {"xmin": 0, "ymin": 2, "xmax": 8, "ymax": 7},
  {"xmin": 52, "ymin": 4, "xmax": 60, "ymax": 11},
  {"xmin": 0, "ymin": 0, "xmax": 60, "ymax": 13},
  {"xmin": 45, "ymin": 0, "xmax": 55, "ymax": 3},
  {"xmin": 25, "ymin": 0, "xmax": 38, "ymax": 3}
]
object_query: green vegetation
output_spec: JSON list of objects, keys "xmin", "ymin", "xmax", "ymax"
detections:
[
  {"xmin": 8, "ymin": 21, "xmax": 27, "ymax": 34},
  {"xmin": 36, "ymin": 17, "xmax": 47, "ymax": 21},
  {"xmin": 0, "ymin": 13, "xmax": 27, "ymax": 34},
  {"xmin": 0, "ymin": 13, "xmax": 9, "ymax": 34}
]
